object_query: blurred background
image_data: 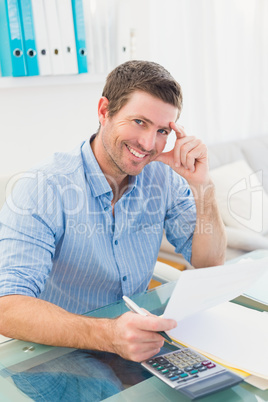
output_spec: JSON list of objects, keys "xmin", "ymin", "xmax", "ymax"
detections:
[{"xmin": 0, "ymin": 0, "xmax": 267, "ymax": 175}]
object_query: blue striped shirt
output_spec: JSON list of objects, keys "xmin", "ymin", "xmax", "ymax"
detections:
[{"xmin": 0, "ymin": 139, "xmax": 196, "ymax": 314}]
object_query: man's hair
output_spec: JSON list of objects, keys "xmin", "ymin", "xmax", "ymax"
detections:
[{"xmin": 102, "ymin": 60, "xmax": 183, "ymax": 119}]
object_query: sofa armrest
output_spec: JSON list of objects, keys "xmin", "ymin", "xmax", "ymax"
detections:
[
  {"xmin": 226, "ymin": 226, "xmax": 268, "ymax": 251},
  {"xmin": 152, "ymin": 261, "xmax": 182, "ymax": 284}
]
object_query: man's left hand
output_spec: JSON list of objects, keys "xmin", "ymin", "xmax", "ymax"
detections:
[{"xmin": 155, "ymin": 123, "xmax": 210, "ymax": 187}]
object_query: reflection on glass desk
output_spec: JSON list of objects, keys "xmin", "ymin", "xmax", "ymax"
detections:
[{"xmin": 0, "ymin": 250, "xmax": 268, "ymax": 401}]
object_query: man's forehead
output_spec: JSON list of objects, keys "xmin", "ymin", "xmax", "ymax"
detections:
[{"xmin": 123, "ymin": 90, "xmax": 179, "ymax": 124}]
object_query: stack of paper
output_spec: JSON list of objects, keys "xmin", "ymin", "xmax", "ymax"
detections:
[{"xmin": 163, "ymin": 258, "xmax": 268, "ymax": 382}]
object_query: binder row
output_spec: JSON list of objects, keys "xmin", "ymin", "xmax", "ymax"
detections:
[{"xmin": 0, "ymin": 0, "xmax": 88, "ymax": 77}]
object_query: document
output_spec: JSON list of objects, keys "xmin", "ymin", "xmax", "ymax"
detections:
[
  {"xmin": 167, "ymin": 302, "xmax": 268, "ymax": 379},
  {"xmin": 243, "ymin": 268, "xmax": 268, "ymax": 305},
  {"xmin": 163, "ymin": 258, "xmax": 268, "ymax": 379},
  {"xmin": 245, "ymin": 374, "xmax": 268, "ymax": 391},
  {"xmin": 163, "ymin": 257, "xmax": 268, "ymax": 322}
]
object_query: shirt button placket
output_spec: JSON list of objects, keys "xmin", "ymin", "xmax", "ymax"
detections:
[{"xmin": 113, "ymin": 239, "xmax": 128, "ymax": 288}]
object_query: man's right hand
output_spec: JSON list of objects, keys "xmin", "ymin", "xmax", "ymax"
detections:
[
  {"xmin": 0, "ymin": 295, "xmax": 177, "ymax": 363},
  {"xmin": 107, "ymin": 312, "xmax": 177, "ymax": 362}
]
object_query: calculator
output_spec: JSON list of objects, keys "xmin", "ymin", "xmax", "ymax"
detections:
[{"xmin": 142, "ymin": 346, "xmax": 243, "ymax": 400}]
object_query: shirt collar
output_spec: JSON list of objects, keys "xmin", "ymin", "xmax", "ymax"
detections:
[{"xmin": 81, "ymin": 136, "xmax": 139, "ymax": 198}]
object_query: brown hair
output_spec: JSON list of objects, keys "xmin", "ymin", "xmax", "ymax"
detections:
[{"xmin": 102, "ymin": 60, "xmax": 183, "ymax": 119}]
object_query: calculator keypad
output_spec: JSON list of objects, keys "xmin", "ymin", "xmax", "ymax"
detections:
[{"xmin": 142, "ymin": 347, "xmax": 225, "ymax": 389}]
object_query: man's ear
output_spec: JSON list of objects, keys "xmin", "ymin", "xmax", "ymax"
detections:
[{"xmin": 98, "ymin": 97, "xmax": 109, "ymax": 127}]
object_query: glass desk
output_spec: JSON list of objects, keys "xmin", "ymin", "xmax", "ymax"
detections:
[{"xmin": 0, "ymin": 250, "xmax": 267, "ymax": 401}]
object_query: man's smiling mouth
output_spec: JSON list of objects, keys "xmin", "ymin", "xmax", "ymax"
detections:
[{"xmin": 126, "ymin": 144, "xmax": 147, "ymax": 159}]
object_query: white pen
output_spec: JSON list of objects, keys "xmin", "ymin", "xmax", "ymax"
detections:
[{"xmin": 123, "ymin": 295, "xmax": 179, "ymax": 348}]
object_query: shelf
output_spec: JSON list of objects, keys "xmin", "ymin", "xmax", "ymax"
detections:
[{"xmin": 0, "ymin": 73, "xmax": 107, "ymax": 89}]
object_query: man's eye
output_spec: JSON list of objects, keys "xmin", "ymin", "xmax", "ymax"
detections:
[
  {"xmin": 158, "ymin": 129, "xmax": 168, "ymax": 135},
  {"xmin": 135, "ymin": 119, "xmax": 143, "ymax": 125}
]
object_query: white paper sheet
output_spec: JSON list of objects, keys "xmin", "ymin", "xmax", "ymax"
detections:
[
  {"xmin": 245, "ymin": 375, "xmax": 268, "ymax": 390},
  {"xmin": 0, "ymin": 334, "xmax": 12, "ymax": 344},
  {"xmin": 167, "ymin": 302, "xmax": 268, "ymax": 379},
  {"xmin": 243, "ymin": 269, "xmax": 268, "ymax": 305},
  {"xmin": 163, "ymin": 257, "xmax": 268, "ymax": 322}
]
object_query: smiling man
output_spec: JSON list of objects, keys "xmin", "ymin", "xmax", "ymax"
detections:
[{"xmin": 0, "ymin": 61, "xmax": 226, "ymax": 362}]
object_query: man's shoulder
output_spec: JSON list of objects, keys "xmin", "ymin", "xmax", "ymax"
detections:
[
  {"xmin": 7, "ymin": 144, "xmax": 87, "ymax": 212},
  {"xmin": 31, "ymin": 143, "xmax": 85, "ymax": 179}
]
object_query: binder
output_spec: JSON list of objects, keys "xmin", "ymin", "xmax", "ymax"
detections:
[
  {"xmin": 31, "ymin": 0, "xmax": 52, "ymax": 76},
  {"xmin": 0, "ymin": 0, "xmax": 27, "ymax": 77},
  {"xmin": 43, "ymin": 0, "xmax": 65, "ymax": 75},
  {"xmin": 56, "ymin": 0, "xmax": 78, "ymax": 75},
  {"xmin": 18, "ymin": 0, "xmax": 39, "ymax": 76},
  {"xmin": 82, "ymin": 0, "xmax": 95, "ymax": 73},
  {"xmin": 71, "ymin": 0, "xmax": 88, "ymax": 74}
]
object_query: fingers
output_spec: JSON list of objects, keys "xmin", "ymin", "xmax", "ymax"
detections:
[
  {"xmin": 169, "ymin": 123, "xmax": 207, "ymax": 171},
  {"xmin": 137, "ymin": 315, "xmax": 177, "ymax": 334},
  {"xmin": 111, "ymin": 312, "xmax": 177, "ymax": 362},
  {"xmin": 170, "ymin": 122, "xmax": 187, "ymax": 139},
  {"xmin": 174, "ymin": 136, "xmax": 199, "ymax": 171},
  {"xmin": 127, "ymin": 342, "xmax": 164, "ymax": 362},
  {"xmin": 157, "ymin": 123, "xmax": 209, "ymax": 185},
  {"xmin": 170, "ymin": 123, "xmax": 199, "ymax": 171}
]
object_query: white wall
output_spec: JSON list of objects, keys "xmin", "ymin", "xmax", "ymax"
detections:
[{"xmin": 0, "ymin": 81, "xmax": 103, "ymax": 175}]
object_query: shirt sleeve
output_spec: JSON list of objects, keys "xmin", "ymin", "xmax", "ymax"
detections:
[
  {"xmin": 164, "ymin": 169, "xmax": 197, "ymax": 263},
  {"xmin": 0, "ymin": 171, "xmax": 64, "ymax": 298}
]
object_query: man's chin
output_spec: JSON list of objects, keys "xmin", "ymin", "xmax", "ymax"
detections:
[
  {"xmin": 121, "ymin": 156, "xmax": 155, "ymax": 176},
  {"xmin": 121, "ymin": 164, "xmax": 144, "ymax": 177}
]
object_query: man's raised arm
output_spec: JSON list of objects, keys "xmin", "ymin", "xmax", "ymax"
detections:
[{"xmin": 155, "ymin": 123, "xmax": 226, "ymax": 267}]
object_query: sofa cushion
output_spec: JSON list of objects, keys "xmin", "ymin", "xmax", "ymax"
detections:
[
  {"xmin": 210, "ymin": 159, "xmax": 268, "ymax": 235},
  {"xmin": 208, "ymin": 142, "xmax": 244, "ymax": 170},
  {"xmin": 238, "ymin": 137, "xmax": 268, "ymax": 193},
  {"xmin": 226, "ymin": 227, "xmax": 268, "ymax": 251},
  {"xmin": 208, "ymin": 136, "xmax": 268, "ymax": 192}
]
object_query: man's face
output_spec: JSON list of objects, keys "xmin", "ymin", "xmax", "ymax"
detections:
[{"xmin": 97, "ymin": 90, "xmax": 179, "ymax": 178}]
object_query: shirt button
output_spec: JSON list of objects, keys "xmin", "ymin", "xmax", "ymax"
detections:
[
  {"xmin": 114, "ymin": 240, "xmax": 118, "ymax": 245},
  {"xmin": 123, "ymin": 276, "xmax": 127, "ymax": 281},
  {"xmin": 104, "ymin": 206, "xmax": 109, "ymax": 211}
]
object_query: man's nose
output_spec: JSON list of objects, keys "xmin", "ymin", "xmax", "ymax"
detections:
[{"xmin": 138, "ymin": 130, "xmax": 156, "ymax": 152}]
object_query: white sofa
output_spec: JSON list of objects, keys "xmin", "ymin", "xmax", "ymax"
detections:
[{"xmin": 159, "ymin": 135, "xmax": 268, "ymax": 265}]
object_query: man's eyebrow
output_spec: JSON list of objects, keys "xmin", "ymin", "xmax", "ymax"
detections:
[{"xmin": 130, "ymin": 115, "xmax": 171, "ymax": 132}]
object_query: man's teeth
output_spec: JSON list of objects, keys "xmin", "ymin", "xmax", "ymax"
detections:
[{"xmin": 127, "ymin": 145, "xmax": 146, "ymax": 158}]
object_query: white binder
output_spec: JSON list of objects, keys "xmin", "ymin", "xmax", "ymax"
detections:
[
  {"xmin": 56, "ymin": 0, "xmax": 78, "ymax": 75},
  {"xmin": 82, "ymin": 0, "xmax": 116, "ymax": 74},
  {"xmin": 31, "ymin": 0, "xmax": 52, "ymax": 76},
  {"xmin": 43, "ymin": 0, "xmax": 64, "ymax": 75}
]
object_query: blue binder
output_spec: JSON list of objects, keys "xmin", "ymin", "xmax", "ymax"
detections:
[
  {"xmin": 18, "ymin": 0, "xmax": 39, "ymax": 76},
  {"xmin": 71, "ymin": 0, "xmax": 88, "ymax": 74},
  {"xmin": 0, "ymin": 0, "xmax": 27, "ymax": 77}
]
